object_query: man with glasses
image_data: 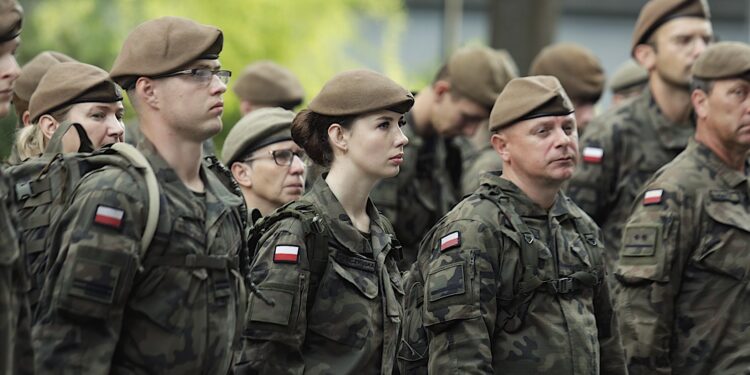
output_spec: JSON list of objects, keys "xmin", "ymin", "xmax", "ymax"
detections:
[
  {"xmin": 32, "ymin": 17, "xmax": 246, "ymax": 374},
  {"xmin": 567, "ymin": 0, "xmax": 713, "ymax": 269},
  {"xmin": 222, "ymin": 107, "xmax": 306, "ymax": 221},
  {"xmin": 370, "ymin": 45, "xmax": 508, "ymax": 270}
]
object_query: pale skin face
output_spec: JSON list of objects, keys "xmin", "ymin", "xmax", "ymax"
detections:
[
  {"xmin": 329, "ymin": 109, "xmax": 409, "ymax": 180},
  {"xmin": 430, "ymin": 80, "xmax": 489, "ymax": 138},
  {"xmin": 636, "ymin": 17, "xmax": 713, "ymax": 88},
  {"xmin": 151, "ymin": 59, "xmax": 227, "ymax": 142},
  {"xmin": 693, "ymin": 78, "xmax": 750, "ymax": 170},
  {"xmin": 231, "ymin": 139, "xmax": 306, "ymax": 216},
  {"xmin": 39, "ymin": 101, "xmax": 125, "ymax": 153},
  {"xmin": 0, "ymin": 36, "xmax": 20, "ymax": 118},
  {"xmin": 492, "ymin": 114, "xmax": 579, "ymax": 189}
]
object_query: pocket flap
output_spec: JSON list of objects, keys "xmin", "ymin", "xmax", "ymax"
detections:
[
  {"xmin": 705, "ymin": 198, "xmax": 750, "ymax": 233},
  {"xmin": 249, "ymin": 287, "xmax": 295, "ymax": 326},
  {"xmin": 331, "ymin": 259, "xmax": 378, "ymax": 299}
]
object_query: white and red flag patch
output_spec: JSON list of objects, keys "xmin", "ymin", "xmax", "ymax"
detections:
[
  {"xmin": 440, "ymin": 231, "xmax": 461, "ymax": 252},
  {"xmin": 94, "ymin": 205, "xmax": 124, "ymax": 229},
  {"xmin": 643, "ymin": 189, "xmax": 664, "ymax": 205},
  {"xmin": 273, "ymin": 245, "xmax": 299, "ymax": 263},
  {"xmin": 582, "ymin": 147, "xmax": 604, "ymax": 164}
]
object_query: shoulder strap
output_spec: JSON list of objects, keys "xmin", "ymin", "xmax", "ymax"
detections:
[
  {"xmin": 110, "ymin": 143, "xmax": 160, "ymax": 261},
  {"xmin": 44, "ymin": 121, "xmax": 94, "ymax": 156}
]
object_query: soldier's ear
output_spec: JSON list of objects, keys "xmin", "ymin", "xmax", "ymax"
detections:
[
  {"xmin": 231, "ymin": 161, "xmax": 252, "ymax": 188},
  {"xmin": 327, "ymin": 123, "xmax": 348, "ymax": 153},
  {"xmin": 21, "ymin": 110, "xmax": 30, "ymax": 127},
  {"xmin": 38, "ymin": 114, "xmax": 60, "ymax": 141},
  {"xmin": 490, "ymin": 132, "xmax": 511, "ymax": 163},
  {"xmin": 691, "ymin": 88, "xmax": 709, "ymax": 120},
  {"xmin": 135, "ymin": 77, "xmax": 159, "ymax": 109},
  {"xmin": 240, "ymin": 100, "xmax": 253, "ymax": 116},
  {"xmin": 432, "ymin": 80, "xmax": 451, "ymax": 101},
  {"xmin": 633, "ymin": 44, "xmax": 655, "ymax": 72}
]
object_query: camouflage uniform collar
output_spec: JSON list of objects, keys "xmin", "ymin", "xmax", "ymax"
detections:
[
  {"xmin": 303, "ymin": 176, "xmax": 391, "ymax": 254},
  {"xmin": 479, "ymin": 171, "xmax": 577, "ymax": 220},
  {"xmin": 642, "ymin": 87, "xmax": 696, "ymax": 150},
  {"xmin": 689, "ymin": 139, "xmax": 749, "ymax": 189}
]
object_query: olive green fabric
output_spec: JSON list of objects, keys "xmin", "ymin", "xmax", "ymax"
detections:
[{"xmin": 615, "ymin": 140, "xmax": 750, "ymax": 374}]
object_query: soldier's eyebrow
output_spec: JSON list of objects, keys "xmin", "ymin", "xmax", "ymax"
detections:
[{"xmin": 375, "ymin": 115, "xmax": 397, "ymax": 122}]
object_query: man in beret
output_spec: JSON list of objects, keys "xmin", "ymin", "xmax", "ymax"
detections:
[
  {"xmin": 529, "ymin": 42, "xmax": 605, "ymax": 133},
  {"xmin": 32, "ymin": 16, "xmax": 246, "ymax": 374},
  {"xmin": 614, "ymin": 41, "xmax": 750, "ymax": 375},
  {"xmin": 0, "ymin": 1, "xmax": 28, "ymax": 374},
  {"xmin": 609, "ymin": 59, "xmax": 649, "ymax": 108},
  {"xmin": 370, "ymin": 44, "xmax": 507, "ymax": 270},
  {"xmin": 233, "ymin": 61, "xmax": 304, "ymax": 115},
  {"xmin": 567, "ymin": 0, "xmax": 713, "ymax": 268},
  {"xmin": 222, "ymin": 107, "xmax": 305, "ymax": 221},
  {"xmin": 399, "ymin": 76, "xmax": 625, "ymax": 374}
]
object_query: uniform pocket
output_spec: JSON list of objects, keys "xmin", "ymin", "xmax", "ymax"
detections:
[
  {"xmin": 616, "ymin": 224, "xmax": 669, "ymax": 284},
  {"xmin": 307, "ymin": 255, "xmax": 379, "ymax": 349},
  {"xmin": 696, "ymin": 199, "xmax": 750, "ymax": 280},
  {"xmin": 423, "ymin": 250, "xmax": 480, "ymax": 327}
]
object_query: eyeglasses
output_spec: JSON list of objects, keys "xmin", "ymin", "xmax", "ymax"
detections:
[
  {"xmin": 244, "ymin": 149, "xmax": 306, "ymax": 166},
  {"xmin": 152, "ymin": 68, "xmax": 232, "ymax": 85}
]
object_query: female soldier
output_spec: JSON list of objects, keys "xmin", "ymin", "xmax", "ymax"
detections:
[
  {"xmin": 12, "ymin": 61, "xmax": 124, "ymax": 162},
  {"xmin": 237, "ymin": 69, "xmax": 413, "ymax": 374}
]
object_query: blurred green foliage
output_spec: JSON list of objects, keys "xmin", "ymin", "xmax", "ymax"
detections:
[{"xmin": 2, "ymin": 0, "xmax": 413, "ymax": 158}]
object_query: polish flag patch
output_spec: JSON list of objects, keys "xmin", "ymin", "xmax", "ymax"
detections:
[
  {"xmin": 582, "ymin": 147, "xmax": 604, "ymax": 164},
  {"xmin": 94, "ymin": 205, "xmax": 125, "ymax": 229},
  {"xmin": 643, "ymin": 189, "xmax": 664, "ymax": 205},
  {"xmin": 440, "ymin": 231, "xmax": 461, "ymax": 252},
  {"xmin": 273, "ymin": 245, "xmax": 299, "ymax": 263}
]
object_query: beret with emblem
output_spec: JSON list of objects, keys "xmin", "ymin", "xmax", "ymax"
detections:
[
  {"xmin": 13, "ymin": 51, "xmax": 76, "ymax": 116},
  {"xmin": 222, "ymin": 107, "xmax": 296, "ymax": 165},
  {"xmin": 446, "ymin": 45, "xmax": 511, "ymax": 109},
  {"xmin": 307, "ymin": 69, "xmax": 413, "ymax": 116},
  {"xmin": 631, "ymin": 0, "xmax": 710, "ymax": 56},
  {"xmin": 489, "ymin": 75, "xmax": 574, "ymax": 132},
  {"xmin": 691, "ymin": 41, "xmax": 750, "ymax": 80},
  {"xmin": 233, "ymin": 61, "xmax": 304, "ymax": 106},
  {"xmin": 0, "ymin": 0, "xmax": 21, "ymax": 43},
  {"xmin": 529, "ymin": 43, "xmax": 605, "ymax": 103},
  {"xmin": 110, "ymin": 16, "xmax": 223, "ymax": 89},
  {"xmin": 609, "ymin": 59, "xmax": 649, "ymax": 93},
  {"xmin": 30, "ymin": 62, "xmax": 122, "ymax": 123}
]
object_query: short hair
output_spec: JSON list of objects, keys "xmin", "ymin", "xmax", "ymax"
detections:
[{"xmin": 690, "ymin": 77, "xmax": 714, "ymax": 94}]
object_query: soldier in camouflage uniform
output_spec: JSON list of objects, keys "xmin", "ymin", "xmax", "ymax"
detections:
[
  {"xmin": 237, "ymin": 69, "xmax": 413, "ymax": 374},
  {"xmin": 0, "ymin": 1, "xmax": 31, "ymax": 374},
  {"xmin": 370, "ymin": 45, "xmax": 508, "ymax": 270},
  {"xmin": 567, "ymin": 0, "xmax": 713, "ymax": 268},
  {"xmin": 31, "ymin": 17, "xmax": 246, "ymax": 374},
  {"xmin": 615, "ymin": 42, "xmax": 750, "ymax": 375},
  {"xmin": 609, "ymin": 59, "xmax": 649, "ymax": 108},
  {"xmin": 401, "ymin": 76, "xmax": 625, "ymax": 374}
]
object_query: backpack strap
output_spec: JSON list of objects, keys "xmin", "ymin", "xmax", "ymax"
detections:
[
  {"xmin": 44, "ymin": 121, "xmax": 94, "ymax": 156},
  {"xmin": 109, "ymin": 142, "xmax": 160, "ymax": 262}
]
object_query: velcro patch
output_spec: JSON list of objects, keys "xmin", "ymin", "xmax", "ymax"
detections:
[
  {"xmin": 582, "ymin": 147, "xmax": 604, "ymax": 164},
  {"xmin": 440, "ymin": 231, "xmax": 461, "ymax": 252},
  {"xmin": 273, "ymin": 245, "xmax": 299, "ymax": 263},
  {"xmin": 428, "ymin": 263, "xmax": 466, "ymax": 302},
  {"xmin": 94, "ymin": 205, "xmax": 125, "ymax": 229},
  {"xmin": 69, "ymin": 259, "xmax": 121, "ymax": 304},
  {"xmin": 643, "ymin": 189, "xmax": 663, "ymax": 205},
  {"xmin": 621, "ymin": 226, "xmax": 659, "ymax": 257},
  {"xmin": 710, "ymin": 190, "xmax": 741, "ymax": 203}
]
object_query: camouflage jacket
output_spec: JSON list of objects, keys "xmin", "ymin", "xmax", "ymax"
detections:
[
  {"xmin": 238, "ymin": 177, "xmax": 403, "ymax": 374},
  {"xmin": 567, "ymin": 88, "xmax": 694, "ymax": 268},
  {"xmin": 415, "ymin": 172, "xmax": 625, "ymax": 374},
  {"xmin": 370, "ymin": 113, "xmax": 458, "ymax": 268},
  {"xmin": 0, "ymin": 169, "xmax": 33, "ymax": 375},
  {"xmin": 32, "ymin": 139, "xmax": 246, "ymax": 374},
  {"xmin": 460, "ymin": 143, "xmax": 502, "ymax": 196},
  {"xmin": 615, "ymin": 140, "xmax": 750, "ymax": 375}
]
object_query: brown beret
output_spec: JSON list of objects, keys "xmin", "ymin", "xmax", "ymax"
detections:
[
  {"xmin": 446, "ymin": 45, "xmax": 511, "ymax": 109},
  {"xmin": 15, "ymin": 51, "xmax": 76, "ymax": 103},
  {"xmin": 691, "ymin": 41, "xmax": 750, "ymax": 81},
  {"xmin": 0, "ymin": 0, "xmax": 21, "ymax": 42},
  {"xmin": 609, "ymin": 59, "xmax": 649, "ymax": 93},
  {"xmin": 30, "ymin": 62, "xmax": 122, "ymax": 123},
  {"xmin": 631, "ymin": 0, "xmax": 710, "ymax": 56},
  {"xmin": 233, "ymin": 61, "xmax": 304, "ymax": 106},
  {"xmin": 529, "ymin": 43, "xmax": 605, "ymax": 103},
  {"xmin": 221, "ymin": 107, "xmax": 296, "ymax": 165},
  {"xmin": 110, "ymin": 16, "xmax": 223, "ymax": 89},
  {"xmin": 308, "ymin": 69, "xmax": 413, "ymax": 116},
  {"xmin": 489, "ymin": 75, "xmax": 574, "ymax": 132}
]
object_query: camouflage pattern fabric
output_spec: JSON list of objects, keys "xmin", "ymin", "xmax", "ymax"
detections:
[
  {"xmin": 237, "ymin": 177, "xmax": 403, "ymax": 374},
  {"xmin": 407, "ymin": 172, "xmax": 625, "ymax": 374},
  {"xmin": 32, "ymin": 139, "xmax": 246, "ymax": 374},
  {"xmin": 460, "ymin": 144, "xmax": 502, "ymax": 196},
  {"xmin": 0, "ymin": 169, "xmax": 33, "ymax": 375},
  {"xmin": 567, "ymin": 88, "xmax": 694, "ymax": 269},
  {"xmin": 370, "ymin": 113, "xmax": 458, "ymax": 270},
  {"xmin": 615, "ymin": 140, "xmax": 750, "ymax": 375}
]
